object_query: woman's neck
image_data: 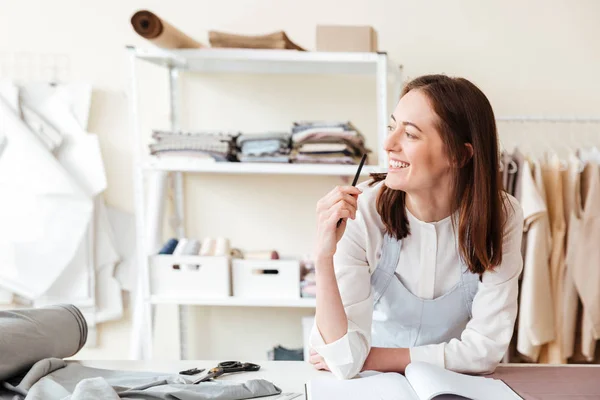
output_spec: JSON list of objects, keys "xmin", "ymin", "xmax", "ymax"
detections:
[{"xmin": 405, "ymin": 189, "xmax": 453, "ymax": 223}]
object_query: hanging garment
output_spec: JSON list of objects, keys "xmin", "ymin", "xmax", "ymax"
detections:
[
  {"xmin": 0, "ymin": 83, "xmax": 93, "ymax": 299},
  {"xmin": 501, "ymin": 152, "xmax": 514, "ymax": 193},
  {"xmin": 21, "ymin": 83, "xmax": 124, "ymax": 328},
  {"xmin": 560, "ymin": 154, "xmax": 583, "ymax": 360},
  {"xmin": 511, "ymin": 149, "xmax": 525, "ymax": 199},
  {"xmin": 571, "ymin": 160, "xmax": 600, "ymax": 361},
  {"xmin": 538, "ymin": 154, "xmax": 567, "ymax": 364},
  {"xmin": 516, "ymin": 160, "xmax": 554, "ymax": 361}
]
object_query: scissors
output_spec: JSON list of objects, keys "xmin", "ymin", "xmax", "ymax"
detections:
[{"xmin": 192, "ymin": 361, "xmax": 261, "ymax": 384}]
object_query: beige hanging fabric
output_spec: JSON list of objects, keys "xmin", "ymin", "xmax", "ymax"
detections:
[
  {"xmin": 560, "ymin": 154, "xmax": 584, "ymax": 361},
  {"xmin": 538, "ymin": 154, "xmax": 567, "ymax": 364},
  {"xmin": 571, "ymin": 161, "xmax": 600, "ymax": 361},
  {"xmin": 516, "ymin": 159, "xmax": 554, "ymax": 361}
]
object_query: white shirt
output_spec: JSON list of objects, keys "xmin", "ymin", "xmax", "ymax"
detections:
[{"xmin": 310, "ymin": 179, "xmax": 524, "ymax": 379}]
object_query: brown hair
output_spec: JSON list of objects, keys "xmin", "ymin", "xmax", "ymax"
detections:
[{"xmin": 369, "ymin": 74, "xmax": 508, "ymax": 276}]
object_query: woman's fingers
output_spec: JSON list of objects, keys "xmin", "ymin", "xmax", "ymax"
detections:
[
  {"xmin": 317, "ymin": 186, "xmax": 361, "ymax": 213},
  {"xmin": 309, "ymin": 349, "xmax": 330, "ymax": 371},
  {"xmin": 309, "ymin": 353, "xmax": 323, "ymax": 364}
]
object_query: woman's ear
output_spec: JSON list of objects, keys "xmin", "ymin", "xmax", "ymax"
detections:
[{"xmin": 461, "ymin": 143, "xmax": 474, "ymax": 167}]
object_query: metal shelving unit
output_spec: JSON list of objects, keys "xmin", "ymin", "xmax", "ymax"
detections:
[{"xmin": 128, "ymin": 45, "xmax": 403, "ymax": 360}]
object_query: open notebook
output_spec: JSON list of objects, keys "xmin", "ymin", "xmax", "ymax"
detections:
[{"xmin": 306, "ymin": 362, "xmax": 522, "ymax": 400}]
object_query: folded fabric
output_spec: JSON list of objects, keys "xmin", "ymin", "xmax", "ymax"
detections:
[
  {"xmin": 291, "ymin": 129, "xmax": 365, "ymax": 146},
  {"xmin": 0, "ymin": 304, "xmax": 87, "ymax": 381},
  {"xmin": 240, "ymin": 140, "xmax": 289, "ymax": 156},
  {"xmin": 292, "ymin": 153, "xmax": 360, "ymax": 165},
  {"xmin": 238, "ymin": 154, "xmax": 290, "ymax": 163},
  {"xmin": 1, "ymin": 359, "xmax": 281, "ymax": 400},
  {"xmin": 150, "ymin": 130, "xmax": 239, "ymax": 161},
  {"xmin": 297, "ymin": 142, "xmax": 354, "ymax": 154},
  {"xmin": 236, "ymin": 132, "xmax": 290, "ymax": 145},
  {"xmin": 292, "ymin": 120, "xmax": 356, "ymax": 133},
  {"xmin": 209, "ymin": 30, "xmax": 304, "ymax": 51}
]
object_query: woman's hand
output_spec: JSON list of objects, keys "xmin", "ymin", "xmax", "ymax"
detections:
[
  {"xmin": 315, "ymin": 185, "xmax": 363, "ymax": 260},
  {"xmin": 309, "ymin": 348, "xmax": 330, "ymax": 371}
]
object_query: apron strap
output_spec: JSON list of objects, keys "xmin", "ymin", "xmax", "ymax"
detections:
[{"xmin": 370, "ymin": 234, "xmax": 402, "ymax": 303}]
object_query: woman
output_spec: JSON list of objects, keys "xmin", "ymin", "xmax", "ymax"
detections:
[{"xmin": 309, "ymin": 75, "xmax": 524, "ymax": 380}]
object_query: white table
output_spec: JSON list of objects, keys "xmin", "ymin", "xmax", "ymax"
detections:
[
  {"xmin": 76, "ymin": 360, "xmax": 330, "ymax": 398},
  {"xmin": 75, "ymin": 360, "xmax": 600, "ymax": 400}
]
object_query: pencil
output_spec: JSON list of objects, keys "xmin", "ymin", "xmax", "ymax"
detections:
[{"xmin": 337, "ymin": 154, "xmax": 367, "ymax": 228}]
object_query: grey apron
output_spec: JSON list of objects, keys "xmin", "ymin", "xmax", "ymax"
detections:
[{"xmin": 371, "ymin": 233, "xmax": 480, "ymax": 348}]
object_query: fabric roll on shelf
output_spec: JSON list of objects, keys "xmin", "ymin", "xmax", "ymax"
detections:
[{"xmin": 131, "ymin": 10, "xmax": 205, "ymax": 49}]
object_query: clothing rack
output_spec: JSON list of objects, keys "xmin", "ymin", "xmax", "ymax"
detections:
[{"xmin": 496, "ymin": 116, "xmax": 600, "ymax": 123}]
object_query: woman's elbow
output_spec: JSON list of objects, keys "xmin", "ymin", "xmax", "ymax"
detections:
[{"xmin": 330, "ymin": 364, "xmax": 362, "ymax": 380}]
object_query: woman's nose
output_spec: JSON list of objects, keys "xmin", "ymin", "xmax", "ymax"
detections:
[{"xmin": 383, "ymin": 128, "xmax": 403, "ymax": 152}]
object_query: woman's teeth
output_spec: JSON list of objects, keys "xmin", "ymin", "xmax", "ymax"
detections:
[{"xmin": 390, "ymin": 160, "xmax": 410, "ymax": 168}]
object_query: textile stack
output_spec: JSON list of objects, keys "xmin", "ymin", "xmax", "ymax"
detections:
[
  {"xmin": 149, "ymin": 130, "xmax": 240, "ymax": 162},
  {"xmin": 300, "ymin": 259, "xmax": 316, "ymax": 298},
  {"xmin": 291, "ymin": 120, "xmax": 370, "ymax": 165},
  {"xmin": 208, "ymin": 30, "xmax": 305, "ymax": 50},
  {"xmin": 236, "ymin": 132, "xmax": 291, "ymax": 163}
]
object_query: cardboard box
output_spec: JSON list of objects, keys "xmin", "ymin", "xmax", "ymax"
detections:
[{"xmin": 316, "ymin": 25, "xmax": 378, "ymax": 52}]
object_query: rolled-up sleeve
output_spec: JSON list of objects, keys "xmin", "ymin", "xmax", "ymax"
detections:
[
  {"xmin": 310, "ymin": 201, "xmax": 374, "ymax": 380},
  {"xmin": 410, "ymin": 196, "xmax": 524, "ymax": 374}
]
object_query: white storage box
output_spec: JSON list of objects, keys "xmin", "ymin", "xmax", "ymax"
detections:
[
  {"xmin": 149, "ymin": 255, "xmax": 231, "ymax": 299},
  {"xmin": 232, "ymin": 259, "xmax": 300, "ymax": 300}
]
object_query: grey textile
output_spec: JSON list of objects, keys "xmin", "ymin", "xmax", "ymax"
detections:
[
  {"xmin": 1, "ymin": 359, "xmax": 281, "ymax": 400},
  {"xmin": 0, "ymin": 304, "xmax": 87, "ymax": 381}
]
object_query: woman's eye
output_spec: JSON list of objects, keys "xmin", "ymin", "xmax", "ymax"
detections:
[
  {"xmin": 387, "ymin": 125, "xmax": 394, "ymax": 132},
  {"xmin": 406, "ymin": 132, "xmax": 416, "ymax": 139}
]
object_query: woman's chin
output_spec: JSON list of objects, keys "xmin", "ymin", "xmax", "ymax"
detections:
[{"xmin": 384, "ymin": 175, "xmax": 408, "ymax": 191}]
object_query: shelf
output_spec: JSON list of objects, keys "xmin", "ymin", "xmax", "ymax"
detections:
[
  {"xmin": 143, "ymin": 157, "xmax": 385, "ymax": 176},
  {"xmin": 150, "ymin": 295, "xmax": 316, "ymax": 308},
  {"xmin": 127, "ymin": 46, "xmax": 401, "ymax": 76}
]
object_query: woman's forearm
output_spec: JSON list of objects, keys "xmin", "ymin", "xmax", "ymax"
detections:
[
  {"xmin": 315, "ymin": 256, "xmax": 348, "ymax": 344},
  {"xmin": 362, "ymin": 347, "xmax": 411, "ymax": 373}
]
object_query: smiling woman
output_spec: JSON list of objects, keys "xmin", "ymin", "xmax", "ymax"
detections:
[{"xmin": 310, "ymin": 74, "xmax": 524, "ymax": 380}]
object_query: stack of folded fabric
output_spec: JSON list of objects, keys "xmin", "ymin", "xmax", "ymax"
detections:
[
  {"xmin": 209, "ymin": 30, "xmax": 305, "ymax": 50},
  {"xmin": 300, "ymin": 259, "xmax": 316, "ymax": 298},
  {"xmin": 236, "ymin": 132, "xmax": 291, "ymax": 163},
  {"xmin": 290, "ymin": 121, "xmax": 370, "ymax": 165},
  {"xmin": 149, "ymin": 130, "xmax": 239, "ymax": 162}
]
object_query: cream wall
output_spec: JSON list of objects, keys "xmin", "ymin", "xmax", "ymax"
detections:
[{"xmin": 1, "ymin": 0, "xmax": 599, "ymax": 360}]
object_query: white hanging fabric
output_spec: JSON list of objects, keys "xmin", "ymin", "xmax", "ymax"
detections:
[
  {"xmin": 0, "ymin": 82, "xmax": 93, "ymax": 299},
  {"xmin": 0, "ymin": 80, "xmax": 130, "ymax": 347}
]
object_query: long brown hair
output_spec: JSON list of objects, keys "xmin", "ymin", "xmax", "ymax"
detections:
[{"xmin": 370, "ymin": 74, "xmax": 508, "ymax": 276}]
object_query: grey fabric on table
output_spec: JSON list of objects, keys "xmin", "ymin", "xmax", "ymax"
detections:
[
  {"xmin": 1, "ymin": 359, "xmax": 280, "ymax": 400},
  {"xmin": 0, "ymin": 304, "xmax": 87, "ymax": 381},
  {"xmin": 0, "ymin": 305, "xmax": 280, "ymax": 400}
]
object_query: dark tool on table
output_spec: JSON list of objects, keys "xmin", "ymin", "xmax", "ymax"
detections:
[
  {"xmin": 336, "ymin": 153, "xmax": 367, "ymax": 228},
  {"xmin": 179, "ymin": 367, "xmax": 205, "ymax": 376},
  {"xmin": 192, "ymin": 361, "xmax": 261, "ymax": 384}
]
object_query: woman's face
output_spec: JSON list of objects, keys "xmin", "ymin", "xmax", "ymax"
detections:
[{"xmin": 384, "ymin": 89, "xmax": 453, "ymax": 193}]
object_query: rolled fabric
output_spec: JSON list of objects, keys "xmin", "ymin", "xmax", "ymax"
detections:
[
  {"xmin": 0, "ymin": 304, "xmax": 87, "ymax": 381},
  {"xmin": 130, "ymin": 10, "xmax": 205, "ymax": 49}
]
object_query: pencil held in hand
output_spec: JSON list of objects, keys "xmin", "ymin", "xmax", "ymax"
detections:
[{"xmin": 336, "ymin": 154, "xmax": 367, "ymax": 228}]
